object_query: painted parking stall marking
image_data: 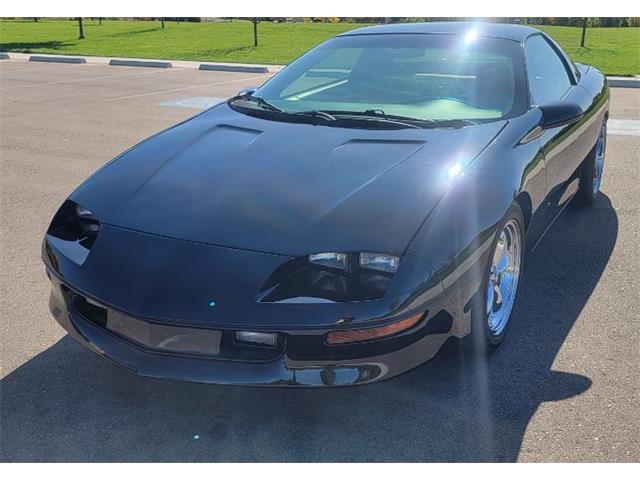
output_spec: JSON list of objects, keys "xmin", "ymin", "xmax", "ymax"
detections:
[
  {"xmin": 161, "ymin": 97, "xmax": 225, "ymax": 109},
  {"xmin": 608, "ymin": 119, "xmax": 640, "ymax": 136}
]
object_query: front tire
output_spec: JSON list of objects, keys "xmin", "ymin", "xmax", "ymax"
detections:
[
  {"xmin": 575, "ymin": 122, "xmax": 607, "ymax": 206},
  {"xmin": 471, "ymin": 203, "xmax": 525, "ymax": 353}
]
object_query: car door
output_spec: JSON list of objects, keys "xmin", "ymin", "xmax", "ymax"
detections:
[{"xmin": 524, "ymin": 34, "xmax": 595, "ymax": 231}]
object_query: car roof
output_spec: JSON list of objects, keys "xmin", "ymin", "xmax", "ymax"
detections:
[{"xmin": 337, "ymin": 22, "xmax": 541, "ymax": 42}]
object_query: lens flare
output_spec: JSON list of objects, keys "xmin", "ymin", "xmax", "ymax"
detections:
[
  {"xmin": 464, "ymin": 29, "xmax": 479, "ymax": 45},
  {"xmin": 447, "ymin": 162, "xmax": 463, "ymax": 177}
]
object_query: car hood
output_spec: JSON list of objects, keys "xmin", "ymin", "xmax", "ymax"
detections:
[{"xmin": 71, "ymin": 103, "xmax": 506, "ymax": 256}]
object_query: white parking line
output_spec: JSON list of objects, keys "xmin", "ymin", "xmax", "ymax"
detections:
[
  {"xmin": 160, "ymin": 96, "xmax": 226, "ymax": 109},
  {"xmin": 0, "ymin": 63, "xmax": 87, "ymax": 74},
  {"xmin": 102, "ymin": 74, "xmax": 271, "ymax": 102},
  {"xmin": 608, "ymin": 119, "xmax": 640, "ymax": 136},
  {"xmin": 0, "ymin": 66, "xmax": 185, "ymax": 91}
]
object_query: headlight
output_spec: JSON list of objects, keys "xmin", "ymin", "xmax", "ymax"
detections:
[
  {"xmin": 309, "ymin": 252, "xmax": 349, "ymax": 271},
  {"xmin": 45, "ymin": 200, "xmax": 101, "ymax": 266},
  {"xmin": 257, "ymin": 252, "xmax": 402, "ymax": 303},
  {"xmin": 359, "ymin": 252, "xmax": 399, "ymax": 273},
  {"xmin": 75, "ymin": 204, "xmax": 95, "ymax": 218},
  {"xmin": 73, "ymin": 204, "xmax": 100, "ymax": 241},
  {"xmin": 308, "ymin": 252, "xmax": 400, "ymax": 274}
]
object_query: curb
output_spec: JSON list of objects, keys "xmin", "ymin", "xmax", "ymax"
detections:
[
  {"xmin": 607, "ymin": 77, "xmax": 640, "ymax": 88},
  {"xmin": 199, "ymin": 64, "xmax": 269, "ymax": 74},
  {"xmin": 109, "ymin": 59, "xmax": 172, "ymax": 68},
  {"xmin": 5, "ymin": 53, "xmax": 637, "ymax": 87},
  {"xmin": 30, "ymin": 55, "xmax": 86, "ymax": 64},
  {"xmin": 0, "ymin": 52, "xmax": 281, "ymax": 73}
]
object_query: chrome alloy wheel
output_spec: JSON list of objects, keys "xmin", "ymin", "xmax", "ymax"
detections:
[
  {"xmin": 592, "ymin": 124, "xmax": 607, "ymax": 195},
  {"xmin": 486, "ymin": 219, "xmax": 522, "ymax": 337}
]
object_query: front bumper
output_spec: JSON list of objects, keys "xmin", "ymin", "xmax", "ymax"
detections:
[
  {"xmin": 48, "ymin": 274, "xmax": 455, "ymax": 387},
  {"xmin": 42, "ymin": 220, "xmax": 479, "ymax": 387}
]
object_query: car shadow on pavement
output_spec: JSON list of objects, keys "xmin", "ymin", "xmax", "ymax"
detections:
[{"xmin": 0, "ymin": 195, "xmax": 618, "ymax": 462}]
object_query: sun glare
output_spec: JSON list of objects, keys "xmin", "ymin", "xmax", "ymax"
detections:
[{"xmin": 464, "ymin": 28, "xmax": 479, "ymax": 45}]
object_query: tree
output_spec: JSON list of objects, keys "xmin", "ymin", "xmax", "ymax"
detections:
[
  {"xmin": 77, "ymin": 17, "xmax": 85, "ymax": 39},
  {"xmin": 249, "ymin": 18, "xmax": 260, "ymax": 47},
  {"xmin": 580, "ymin": 18, "xmax": 588, "ymax": 47},
  {"xmin": 161, "ymin": 18, "xmax": 165, "ymax": 29}
]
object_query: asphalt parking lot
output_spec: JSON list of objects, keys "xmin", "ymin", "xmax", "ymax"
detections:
[{"xmin": 0, "ymin": 59, "xmax": 638, "ymax": 462}]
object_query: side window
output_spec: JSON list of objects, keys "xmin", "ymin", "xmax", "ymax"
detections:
[{"xmin": 524, "ymin": 35, "xmax": 572, "ymax": 105}]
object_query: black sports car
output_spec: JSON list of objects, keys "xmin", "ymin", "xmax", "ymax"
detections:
[{"xmin": 43, "ymin": 22, "xmax": 609, "ymax": 386}]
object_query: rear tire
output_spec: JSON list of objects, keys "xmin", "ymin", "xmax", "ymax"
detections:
[
  {"xmin": 575, "ymin": 122, "xmax": 607, "ymax": 206},
  {"xmin": 470, "ymin": 202, "xmax": 525, "ymax": 354}
]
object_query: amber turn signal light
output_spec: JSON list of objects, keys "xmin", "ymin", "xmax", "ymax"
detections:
[{"xmin": 326, "ymin": 312, "xmax": 424, "ymax": 345}]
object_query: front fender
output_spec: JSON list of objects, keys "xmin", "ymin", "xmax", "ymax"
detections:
[
  {"xmin": 406, "ymin": 115, "xmax": 545, "ymax": 331},
  {"xmin": 408, "ymin": 165, "xmax": 508, "ymax": 286}
]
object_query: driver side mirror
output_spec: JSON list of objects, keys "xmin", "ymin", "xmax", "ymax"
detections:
[
  {"xmin": 237, "ymin": 86, "xmax": 258, "ymax": 97},
  {"xmin": 538, "ymin": 101, "xmax": 584, "ymax": 129}
]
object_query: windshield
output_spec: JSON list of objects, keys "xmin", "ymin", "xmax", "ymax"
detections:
[{"xmin": 250, "ymin": 33, "xmax": 526, "ymax": 123}]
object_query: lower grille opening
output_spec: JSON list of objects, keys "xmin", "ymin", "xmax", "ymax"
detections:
[
  {"xmin": 69, "ymin": 291, "xmax": 284, "ymax": 361},
  {"xmin": 75, "ymin": 295, "xmax": 107, "ymax": 328}
]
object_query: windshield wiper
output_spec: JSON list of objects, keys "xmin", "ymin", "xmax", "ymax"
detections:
[
  {"xmin": 231, "ymin": 94, "xmax": 284, "ymax": 113},
  {"xmin": 359, "ymin": 111, "xmax": 482, "ymax": 129},
  {"xmin": 294, "ymin": 110, "xmax": 337, "ymax": 121},
  {"xmin": 428, "ymin": 118, "xmax": 481, "ymax": 128},
  {"xmin": 362, "ymin": 109, "xmax": 435, "ymax": 124},
  {"xmin": 334, "ymin": 110, "xmax": 422, "ymax": 129}
]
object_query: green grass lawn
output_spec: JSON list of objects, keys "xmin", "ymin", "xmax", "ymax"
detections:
[
  {"xmin": 538, "ymin": 25, "xmax": 640, "ymax": 76},
  {"xmin": 0, "ymin": 19, "xmax": 364, "ymax": 65},
  {"xmin": 1, "ymin": 19, "xmax": 638, "ymax": 75}
]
